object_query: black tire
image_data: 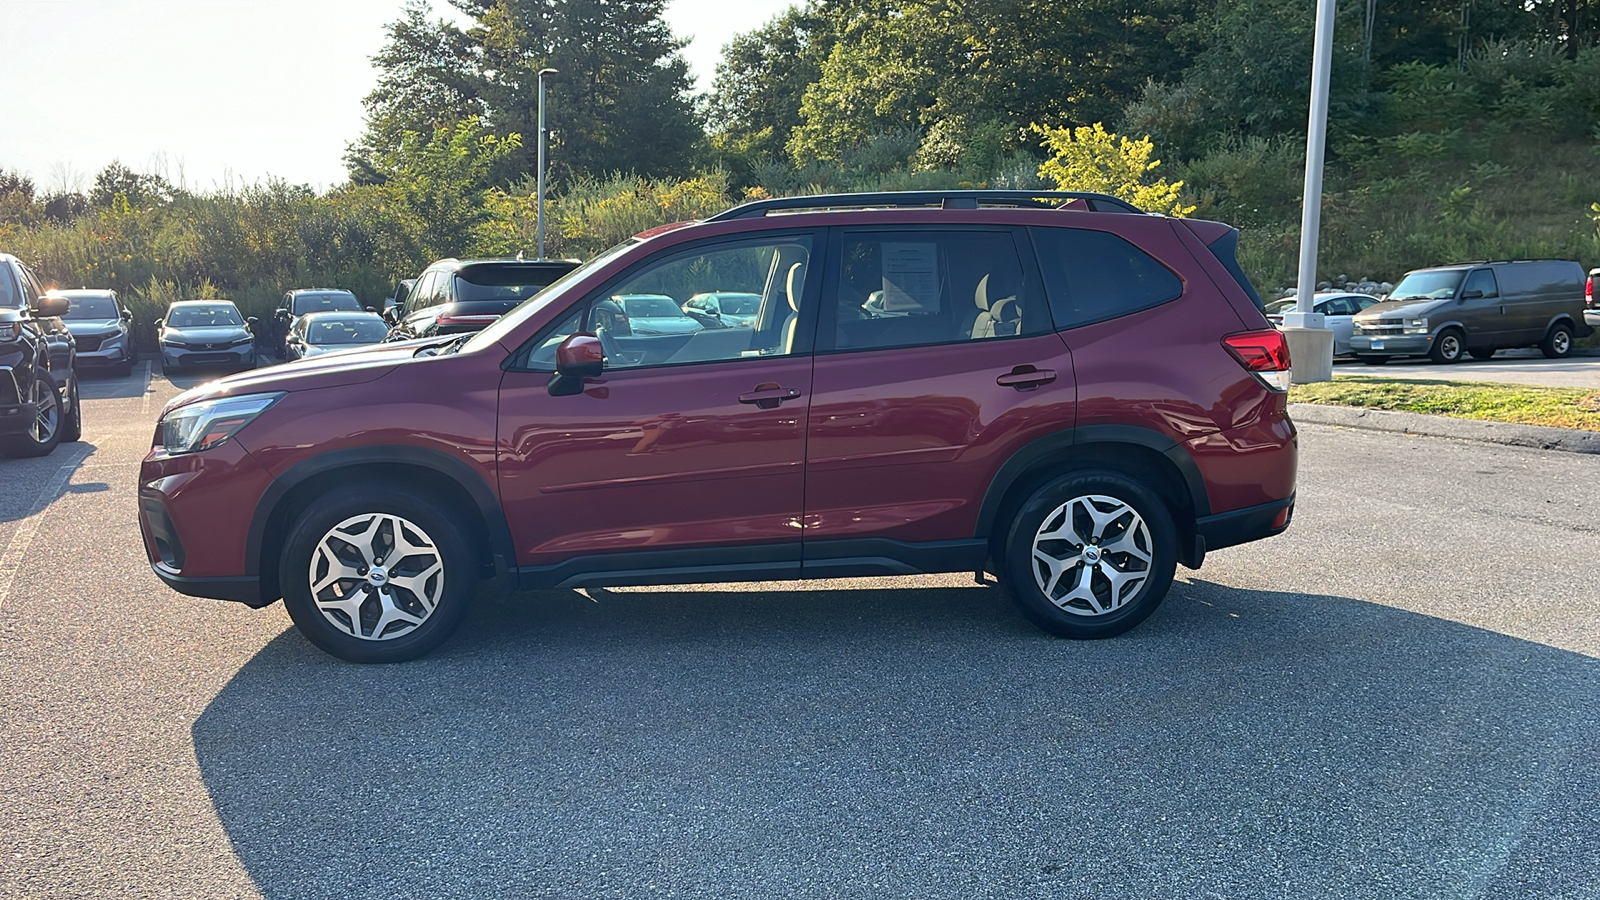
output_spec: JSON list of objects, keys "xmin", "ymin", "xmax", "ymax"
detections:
[
  {"xmin": 1003, "ymin": 469, "xmax": 1179, "ymax": 640},
  {"xmin": 1540, "ymin": 323, "xmax": 1574, "ymax": 359},
  {"xmin": 280, "ymin": 484, "xmax": 476, "ymax": 663},
  {"xmin": 1357, "ymin": 355, "xmax": 1389, "ymax": 366},
  {"xmin": 1467, "ymin": 347, "xmax": 1496, "ymax": 361},
  {"xmin": 0, "ymin": 369, "xmax": 65, "ymax": 458},
  {"xmin": 58, "ymin": 374, "xmax": 81, "ymax": 443},
  {"xmin": 1429, "ymin": 328, "xmax": 1466, "ymax": 363}
]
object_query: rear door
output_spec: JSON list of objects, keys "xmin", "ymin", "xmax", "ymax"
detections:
[{"xmin": 801, "ymin": 226, "xmax": 1074, "ymax": 573}]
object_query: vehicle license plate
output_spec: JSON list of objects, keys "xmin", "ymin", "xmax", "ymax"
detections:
[{"xmin": 1371, "ymin": 340, "xmax": 1384, "ymax": 349}]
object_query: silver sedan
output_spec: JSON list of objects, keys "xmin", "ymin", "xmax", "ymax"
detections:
[{"xmin": 1266, "ymin": 292, "xmax": 1381, "ymax": 356}]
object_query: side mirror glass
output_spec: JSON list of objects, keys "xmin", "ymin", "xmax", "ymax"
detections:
[{"xmin": 32, "ymin": 295, "xmax": 69, "ymax": 317}]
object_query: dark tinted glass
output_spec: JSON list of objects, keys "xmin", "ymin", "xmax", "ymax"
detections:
[
  {"xmin": 307, "ymin": 318, "xmax": 389, "ymax": 344},
  {"xmin": 1031, "ymin": 227, "xmax": 1183, "ymax": 330},
  {"xmin": 1463, "ymin": 269, "xmax": 1499, "ymax": 299},
  {"xmin": 0, "ymin": 265, "xmax": 17, "ymax": 308},
  {"xmin": 830, "ymin": 230, "xmax": 1042, "ymax": 352},
  {"xmin": 167, "ymin": 306, "xmax": 243, "ymax": 328},
  {"xmin": 455, "ymin": 265, "xmax": 567, "ymax": 303},
  {"xmin": 292, "ymin": 292, "xmax": 361, "ymax": 315}
]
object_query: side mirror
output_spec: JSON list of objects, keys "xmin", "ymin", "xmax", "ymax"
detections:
[
  {"xmin": 154, "ymin": 318, "xmax": 163, "ymax": 328},
  {"xmin": 548, "ymin": 333, "xmax": 604, "ymax": 396},
  {"xmin": 365, "ymin": 306, "xmax": 376, "ymax": 313},
  {"xmin": 1460, "ymin": 289, "xmax": 1484, "ymax": 300},
  {"xmin": 382, "ymin": 307, "xmax": 399, "ymax": 325},
  {"xmin": 275, "ymin": 309, "xmax": 289, "ymax": 321},
  {"xmin": 32, "ymin": 295, "xmax": 69, "ymax": 317},
  {"xmin": 246, "ymin": 317, "xmax": 259, "ymax": 327},
  {"xmin": 120, "ymin": 308, "xmax": 133, "ymax": 321}
]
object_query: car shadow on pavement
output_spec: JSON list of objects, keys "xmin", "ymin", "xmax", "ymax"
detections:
[
  {"xmin": 0, "ymin": 439, "xmax": 102, "ymax": 524},
  {"xmin": 192, "ymin": 579, "xmax": 1600, "ymax": 899}
]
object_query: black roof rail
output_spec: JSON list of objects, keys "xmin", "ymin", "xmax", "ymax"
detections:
[{"xmin": 706, "ymin": 190, "xmax": 1146, "ymax": 221}]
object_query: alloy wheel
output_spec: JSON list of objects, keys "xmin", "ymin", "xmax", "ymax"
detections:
[
  {"xmin": 1030, "ymin": 494, "xmax": 1154, "ymax": 616},
  {"xmin": 309, "ymin": 512, "xmax": 445, "ymax": 641},
  {"xmin": 28, "ymin": 379, "xmax": 58, "ymax": 445}
]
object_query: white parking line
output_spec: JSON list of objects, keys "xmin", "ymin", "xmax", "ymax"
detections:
[
  {"xmin": 140, "ymin": 360, "xmax": 154, "ymax": 415},
  {"xmin": 0, "ymin": 442, "xmax": 95, "ymax": 612}
]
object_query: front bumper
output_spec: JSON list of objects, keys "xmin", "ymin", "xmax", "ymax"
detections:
[
  {"xmin": 76, "ymin": 345, "xmax": 133, "ymax": 368},
  {"xmin": 139, "ymin": 439, "xmax": 277, "ymax": 607},
  {"xmin": 1348, "ymin": 334, "xmax": 1433, "ymax": 356},
  {"xmin": 162, "ymin": 343, "xmax": 256, "ymax": 369}
]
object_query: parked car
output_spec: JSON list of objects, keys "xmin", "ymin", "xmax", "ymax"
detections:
[
  {"xmin": 684, "ymin": 291, "xmax": 761, "ymax": 328},
  {"xmin": 157, "ymin": 300, "xmax": 258, "ymax": 372},
  {"xmin": 52, "ymin": 288, "xmax": 135, "ymax": 376},
  {"xmin": 274, "ymin": 289, "xmax": 365, "ymax": 357},
  {"xmin": 285, "ymin": 311, "xmax": 389, "ymax": 361},
  {"xmin": 1264, "ymin": 291, "xmax": 1381, "ymax": 356},
  {"xmin": 0, "ymin": 252, "xmax": 81, "ymax": 457},
  {"xmin": 385, "ymin": 258, "xmax": 580, "ymax": 340},
  {"xmin": 1350, "ymin": 260, "xmax": 1595, "ymax": 363},
  {"xmin": 614, "ymin": 293, "xmax": 704, "ymax": 335},
  {"xmin": 138, "ymin": 190, "xmax": 1297, "ymax": 663}
]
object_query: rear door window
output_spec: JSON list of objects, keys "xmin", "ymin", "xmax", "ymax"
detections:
[
  {"xmin": 824, "ymin": 229, "xmax": 1045, "ymax": 352},
  {"xmin": 1030, "ymin": 227, "xmax": 1183, "ymax": 330}
]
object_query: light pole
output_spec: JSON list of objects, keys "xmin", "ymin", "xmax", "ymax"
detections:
[
  {"xmin": 536, "ymin": 67, "xmax": 558, "ymax": 260},
  {"xmin": 1281, "ymin": 0, "xmax": 1337, "ymax": 383}
]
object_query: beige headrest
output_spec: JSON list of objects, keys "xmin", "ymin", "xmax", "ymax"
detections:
[
  {"xmin": 975, "ymin": 273, "xmax": 992, "ymax": 311},
  {"xmin": 786, "ymin": 262, "xmax": 806, "ymax": 312}
]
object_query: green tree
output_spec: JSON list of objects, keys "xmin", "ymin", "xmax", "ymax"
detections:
[
  {"xmin": 708, "ymin": 5, "xmax": 835, "ymax": 166},
  {"xmin": 1035, "ymin": 123, "xmax": 1194, "ymax": 216}
]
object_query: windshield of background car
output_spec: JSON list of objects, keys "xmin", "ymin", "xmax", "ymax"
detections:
[
  {"xmin": 63, "ymin": 296, "xmax": 118, "ymax": 319},
  {"xmin": 1389, "ymin": 270, "xmax": 1464, "ymax": 301},
  {"xmin": 1263, "ymin": 297, "xmax": 1298, "ymax": 314},
  {"xmin": 308, "ymin": 318, "xmax": 388, "ymax": 344},
  {"xmin": 0, "ymin": 266, "xmax": 17, "ymax": 308},
  {"xmin": 455, "ymin": 265, "xmax": 566, "ymax": 303},
  {"xmin": 620, "ymin": 296, "xmax": 686, "ymax": 318},
  {"xmin": 292, "ymin": 292, "xmax": 361, "ymax": 315},
  {"xmin": 167, "ymin": 306, "xmax": 243, "ymax": 328},
  {"xmin": 461, "ymin": 239, "xmax": 640, "ymax": 353},
  {"xmin": 718, "ymin": 294, "xmax": 760, "ymax": 314}
]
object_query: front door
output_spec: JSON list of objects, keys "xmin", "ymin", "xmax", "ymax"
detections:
[
  {"xmin": 497, "ymin": 232, "xmax": 821, "ymax": 582},
  {"xmin": 1457, "ymin": 268, "xmax": 1505, "ymax": 347},
  {"xmin": 802, "ymin": 227, "xmax": 1076, "ymax": 573}
]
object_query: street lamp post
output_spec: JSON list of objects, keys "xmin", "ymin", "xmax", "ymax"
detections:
[
  {"xmin": 1281, "ymin": 0, "xmax": 1337, "ymax": 383},
  {"xmin": 536, "ymin": 67, "xmax": 558, "ymax": 260}
]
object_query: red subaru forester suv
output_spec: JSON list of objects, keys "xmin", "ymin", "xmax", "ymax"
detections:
[{"xmin": 139, "ymin": 191, "xmax": 1296, "ymax": 662}]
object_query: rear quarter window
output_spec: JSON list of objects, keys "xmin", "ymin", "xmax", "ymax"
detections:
[{"xmin": 1030, "ymin": 227, "xmax": 1184, "ymax": 330}]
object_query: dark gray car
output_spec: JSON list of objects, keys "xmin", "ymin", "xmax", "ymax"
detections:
[
  {"xmin": 158, "ymin": 301, "xmax": 258, "ymax": 372},
  {"xmin": 1349, "ymin": 260, "xmax": 1594, "ymax": 363}
]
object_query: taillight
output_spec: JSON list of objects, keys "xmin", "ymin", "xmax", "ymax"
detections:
[
  {"xmin": 1223, "ymin": 330, "xmax": 1292, "ymax": 392},
  {"xmin": 1588, "ymin": 277, "xmax": 1594, "ymax": 301}
]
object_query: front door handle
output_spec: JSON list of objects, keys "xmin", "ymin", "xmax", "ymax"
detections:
[
  {"xmin": 997, "ymin": 366, "xmax": 1057, "ymax": 391},
  {"xmin": 739, "ymin": 383, "xmax": 802, "ymax": 409}
]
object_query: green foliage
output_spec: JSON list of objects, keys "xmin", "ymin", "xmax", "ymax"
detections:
[{"xmin": 1034, "ymin": 123, "xmax": 1194, "ymax": 216}]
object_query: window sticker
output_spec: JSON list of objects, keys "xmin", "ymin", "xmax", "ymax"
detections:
[{"xmin": 881, "ymin": 242, "xmax": 939, "ymax": 313}]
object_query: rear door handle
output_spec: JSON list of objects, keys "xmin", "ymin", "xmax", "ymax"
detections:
[
  {"xmin": 997, "ymin": 366, "xmax": 1057, "ymax": 391},
  {"xmin": 739, "ymin": 383, "xmax": 802, "ymax": 409}
]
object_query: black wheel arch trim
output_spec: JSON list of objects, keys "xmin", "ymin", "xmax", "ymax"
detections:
[
  {"xmin": 244, "ymin": 444, "xmax": 516, "ymax": 585},
  {"xmin": 973, "ymin": 424, "xmax": 1212, "ymax": 542}
]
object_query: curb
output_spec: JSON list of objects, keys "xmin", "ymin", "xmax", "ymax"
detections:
[{"xmin": 1289, "ymin": 403, "xmax": 1600, "ymax": 455}]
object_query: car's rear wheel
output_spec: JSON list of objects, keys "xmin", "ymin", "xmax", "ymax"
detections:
[
  {"xmin": 280, "ymin": 485, "xmax": 476, "ymax": 663},
  {"xmin": 1429, "ymin": 328, "xmax": 1466, "ymax": 363},
  {"xmin": 1540, "ymin": 323, "xmax": 1574, "ymax": 359},
  {"xmin": 58, "ymin": 374, "xmax": 81, "ymax": 443},
  {"xmin": 1003, "ymin": 470, "xmax": 1178, "ymax": 639},
  {"xmin": 1, "ymin": 370, "xmax": 65, "ymax": 458}
]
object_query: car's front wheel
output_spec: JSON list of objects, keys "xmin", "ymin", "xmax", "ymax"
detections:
[
  {"xmin": 1003, "ymin": 470, "xmax": 1178, "ymax": 639},
  {"xmin": 280, "ymin": 485, "xmax": 476, "ymax": 663},
  {"xmin": 1, "ymin": 369, "xmax": 65, "ymax": 458},
  {"xmin": 1429, "ymin": 328, "xmax": 1466, "ymax": 363}
]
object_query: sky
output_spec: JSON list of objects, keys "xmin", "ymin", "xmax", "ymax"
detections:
[{"xmin": 0, "ymin": 0, "xmax": 794, "ymax": 193}]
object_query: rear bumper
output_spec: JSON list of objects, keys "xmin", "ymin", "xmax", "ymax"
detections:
[{"xmin": 1196, "ymin": 495, "xmax": 1295, "ymax": 553}]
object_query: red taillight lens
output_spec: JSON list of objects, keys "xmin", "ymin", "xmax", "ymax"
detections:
[
  {"xmin": 1223, "ymin": 330, "xmax": 1292, "ymax": 391},
  {"xmin": 1587, "ymin": 277, "xmax": 1594, "ymax": 299}
]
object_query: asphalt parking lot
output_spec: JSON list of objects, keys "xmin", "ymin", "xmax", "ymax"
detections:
[{"xmin": 2, "ymin": 361, "xmax": 1598, "ymax": 898}]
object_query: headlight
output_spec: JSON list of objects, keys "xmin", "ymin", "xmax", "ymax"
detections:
[
  {"xmin": 231, "ymin": 336, "xmax": 255, "ymax": 347},
  {"xmin": 164, "ymin": 339, "xmax": 189, "ymax": 349},
  {"xmin": 158, "ymin": 392, "xmax": 284, "ymax": 454},
  {"xmin": 1403, "ymin": 317, "xmax": 1429, "ymax": 334}
]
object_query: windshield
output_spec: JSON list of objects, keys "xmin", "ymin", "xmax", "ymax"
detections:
[
  {"xmin": 620, "ymin": 295, "xmax": 687, "ymax": 318},
  {"xmin": 0, "ymin": 265, "xmax": 17, "ymax": 308},
  {"xmin": 308, "ymin": 318, "xmax": 388, "ymax": 344},
  {"xmin": 462, "ymin": 239, "xmax": 639, "ymax": 354},
  {"xmin": 292, "ymin": 292, "xmax": 361, "ymax": 315},
  {"xmin": 455, "ymin": 265, "xmax": 571, "ymax": 303},
  {"xmin": 1389, "ymin": 270, "xmax": 1464, "ymax": 301},
  {"xmin": 717, "ymin": 294, "xmax": 760, "ymax": 315},
  {"xmin": 167, "ymin": 305, "xmax": 243, "ymax": 328},
  {"xmin": 63, "ymin": 296, "xmax": 119, "ymax": 319}
]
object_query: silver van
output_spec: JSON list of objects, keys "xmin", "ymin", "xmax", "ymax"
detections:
[{"xmin": 1349, "ymin": 260, "xmax": 1593, "ymax": 363}]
